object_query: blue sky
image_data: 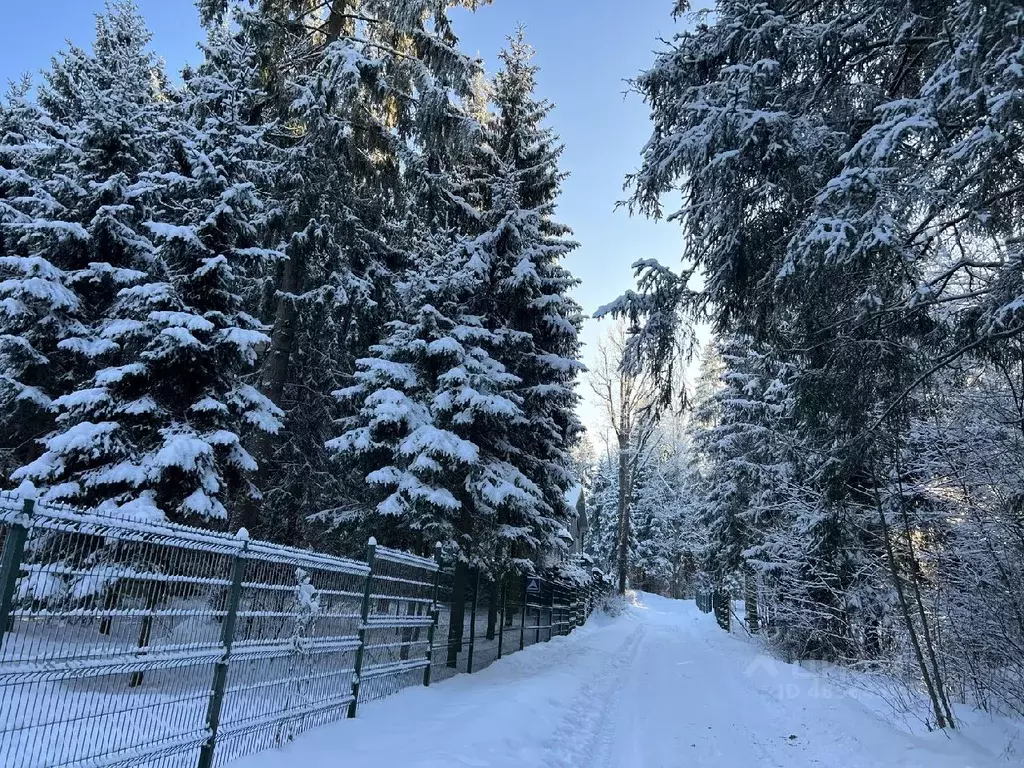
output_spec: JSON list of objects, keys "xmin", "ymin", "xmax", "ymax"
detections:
[{"xmin": 0, "ymin": 1, "xmax": 692, "ymax": 431}]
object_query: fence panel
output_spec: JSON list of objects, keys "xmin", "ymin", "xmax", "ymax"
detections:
[
  {"xmin": 428, "ymin": 565, "xmax": 458, "ymax": 684},
  {"xmin": 356, "ymin": 546, "xmax": 437, "ymax": 705},
  {"xmin": 0, "ymin": 491, "xmax": 611, "ymax": 768},
  {"xmin": 211, "ymin": 542, "xmax": 367, "ymax": 764},
  {"xmin": 501, "ymin": 573, "xmax": 527, "ymax": 654},
  {"xmin": 521, "ymin": 575, "xmax": 543, "ymax": 646},
  {"xmin": 468, "ymin": 575, "xmax": 501, "ymax": 673},
  {"xmin": 0, "ymin": 494, "xmax": 241, "ymax": 768}
]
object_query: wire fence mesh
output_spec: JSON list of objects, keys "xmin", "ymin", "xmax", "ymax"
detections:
[{"xmin": 0, "ymin": 492, "xmax": 611, "ymax": 768}]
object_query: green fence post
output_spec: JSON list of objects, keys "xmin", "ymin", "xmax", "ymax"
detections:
[
  {"xmin": 348, "ymin": 537, "xmax": 377, "ymax": 717},
  {"xmin": 466, "ymin": 570, "xmax": 480, "ymax": 673},
  {"xmin": 197, "ymin": 532, "xmax": 248, "ymax": 768},
  {"xmin": 485, "ymin": 578, "xmax": 499, "ymax": 641},
  {"xmin": 424, "ymin": 542, "xmax": 442, "ymax": 687},
  {"xmin": 534, "ymin": 581, "xmax": 542, "ymax": 645},
  {"xmin": 551, "ymin": 582, "xmax": 559, "ymax": 638},
  {"xmin": 564, "ymin": 584, "xmax": 571, "ymax": 635},
  {"xmin": 570, "ymin": 584, "xmax": 575, "ymax": 632},
  {"xmin": 568, "ymin": 585, "xmax": 575, "ymax": 633},
  {"xmin": 545, "ymin": 580, "xmax": 554, "ymax": 642},
  {"xmin": 519, "ymin": 574, "xmax": 527, "ymax": 651},
  {"xmin": 128, "ymin": 582, "xmax": 159, "ymax": 688},
  {"xmin": 551, "ymin": 582, "xmax": 558, "ymax": 638},
  {"xmin": 0, "ymin": 490, "xmax": 34, "ymax": 639},
  {"xmin": 496, "ymin": 577, "xmax": 507, "ymax": 660},
  {"xmin": 572, "ymin": 586, "xmax": 577, "ymax": 629}
]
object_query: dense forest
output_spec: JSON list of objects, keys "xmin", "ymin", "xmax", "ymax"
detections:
[
  {"xmin": 591, "ymin": 0, "xmax": 1024, "ymax": 730},
  {"xmin": 0, "ymin": 0, "xmax": 583, "ymax": 579}
]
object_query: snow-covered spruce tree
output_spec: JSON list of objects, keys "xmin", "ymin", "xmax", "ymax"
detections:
[
  {"xmin": 687, "ymin": 334, "xmax": 893, "ymax": 657},
  {"xmin": 586, "ymin": 450, "xmax": 622, "ymax": 574},
  {"xmin": 330, "ymin": 31, "xmax": 586, "ymax": 568},
  {"xmin": 0, "ymin": 78, "xmax": 81, "ymax": 483},
  {"xmin": 329, "ymin": 301, "xmax": 541, "ymax": 571},
  {"xmin": 462, "ymin": 29, "xmax": 584, "ymax": 566},
  {"xmin": 195, "ymin": 0, "xmax": 488, "ymax": 542},
  {"xmin": 629, "ymin": 456, "xmax": 676, "ymax": 594},
  {"xmin": 689, "ymin": 338, "xmax": 756, "ymax": 587},
  {"xmin": 15, "ymin": 2, "xmax": 282, "ymax": 523},
  {"xmin": 657, "ymin": 428, "xmax": 704, "ymax": 599},
  {"xmin": 10, "ymin": 2, "xmax": 171, "ymax": 516},
  {"xmin": 687, "ymin": 336, "xmax": 798, "ymax": 632},
  {"xmin": 602, "ymin": 0, "xmax": 935, "ymax": 655},
  {"xmin": 133, "ymin": 16, "xmax": 283, "ymax": 520}
]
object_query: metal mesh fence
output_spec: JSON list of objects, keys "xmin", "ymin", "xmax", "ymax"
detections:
[
  {"xmin": 0, "ymin": 493, "xmax": 611, "ymax": 768},
  {"xmin": 0, "ymin": 493, "xmax": 240, "ymax": 768},
  {"xmin": 212, "ymin": 541, "xmax": 368, "ymax": 765},
  {"xmin": 428, "ymin": 564, "xmax": 459, "ymax": 685},
  {"xmin": 357, "ymin": 545, "xmax": 437, "ymax": 704}
]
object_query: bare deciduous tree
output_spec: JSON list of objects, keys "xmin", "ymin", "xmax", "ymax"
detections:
[{"xmin": 590, "ymin": 321, "xmax": 663, "ymax": 593}]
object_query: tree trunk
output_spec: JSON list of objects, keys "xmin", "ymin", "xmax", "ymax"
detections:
[
  {"xmin": 713, "ymin": 587, "xmax": 731, "ymax": 632},
  {"xmin": 326, "ymin": 0, "xmax": 355, "ymax": 43},
  {"xmin": 447, "ymin": 561, "xmax": 469, "ymax": 668},
  {"xmin": 617, "ymin": 435, "xmax": 630, "ymax": 595},
  {"xmin": 261, "ymin": 249, "xmax": 302, "ymax": 409},
  {"xmin": 744, "ymin": 566, "xmax": 760, "ymax": 634},
  {"xmin": 898, "ymin": 499, "xmax": 956, "ymax": 728},
  {"xmin": 875, "ymin": 484, "xmax": 950, "ymax": 729},
  {"xmin": 234, "ymin": 245, "xmax": 304, "ymax": 535}
]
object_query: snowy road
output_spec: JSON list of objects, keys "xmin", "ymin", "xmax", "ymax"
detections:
[{"xmin": 232, "ymin": 593, "xmax": 1010, "ymax": 768}]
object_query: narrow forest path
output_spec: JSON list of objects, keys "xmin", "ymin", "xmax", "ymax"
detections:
[{"xmin": 234, "ymin": 594, "xmax": 1008, "ymax": 768}]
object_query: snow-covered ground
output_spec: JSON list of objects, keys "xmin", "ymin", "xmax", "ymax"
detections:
[{"xmin": 231, "ymin": 592, "xmax": 1021, "ymax": 768}]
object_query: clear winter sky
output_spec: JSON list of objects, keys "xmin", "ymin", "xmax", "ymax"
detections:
[{"xmin": 0, "ymin": 1, "xmax": 696, "ymax": 435}]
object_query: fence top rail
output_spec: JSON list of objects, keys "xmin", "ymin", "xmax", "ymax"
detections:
[
  {"xmin": 0, "ymin": 491, "xmax": 369, "ymax": 577},
  {"xmin": 245, "ymin": 539, "xmax": 369, "ymax": 576},
  {"xmin": 374, "ymin": 544, "xmax": 439, "ymax": 572},
  {"xmin": 1, "ymin": 496, "xmax": 248, "ymax": 555}
]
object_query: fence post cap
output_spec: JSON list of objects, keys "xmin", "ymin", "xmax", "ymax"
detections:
[
  {"xmin": 367, "ymin": 536, "xmax": 377, "ymax": 547},
  {"xmin": 235, "ymin": 527, "xmax": 250, "ymax": 541},
  {"xmin": 16, "ymin": 480, "xmax": 37, "ymax": 501}
]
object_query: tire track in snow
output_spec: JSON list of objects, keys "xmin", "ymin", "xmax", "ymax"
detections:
[{"xmin": 543, "ymin": 622, "xmax": 647, "ymax": 768}]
